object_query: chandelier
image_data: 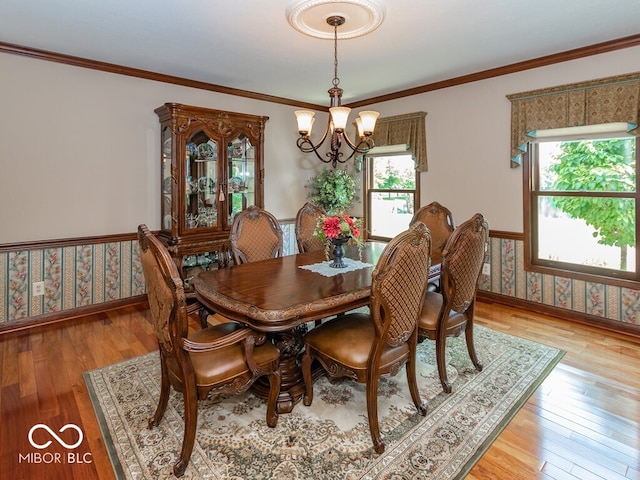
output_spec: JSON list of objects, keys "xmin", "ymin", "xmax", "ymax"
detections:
[{"xmin": 294, "ymin": 15, "xmax": 380, "ymax": 168}]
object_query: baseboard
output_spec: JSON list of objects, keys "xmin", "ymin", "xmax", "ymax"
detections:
[
  {"xmin": 0, "ymin": 295, "xmax": 148, "ymax": 336},
  {"xmin": 477, "ymin": 290, "xmax": 640, "ymax": 339},
  {"xmin": 3, "ymin": 290, "xmax": 638, "ymax": 340}
]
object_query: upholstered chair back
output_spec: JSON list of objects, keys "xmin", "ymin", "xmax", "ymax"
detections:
[
  {"xmin": 295, "ymin": 202, "xmax": 326, "ymax": 253},
  {"xmin": 410, "ymin": 201, "xmax": 455, "ymax": 266},
  {"xmin": 137, "ymin": 224, "xmax": 187, "ymax": 353},
  {"xmin": 230, "ymin": 205, "xmax": 283, "ymax": 264},
  {"xmin": 441, "ymin": 213, "xmax": 489, "ymax": 313},
  {"xmin": 371, "ymin": 221, "xmax": 433, "ymax": 346}
]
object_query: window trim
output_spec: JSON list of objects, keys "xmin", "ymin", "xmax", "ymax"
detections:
[
  {"xmin": 523, "ymin": 137, "xmax": 640, "ymax": 288},
  {"xmin": 363, "ymin": 152, "xmax": 420, "ymax": 242}
]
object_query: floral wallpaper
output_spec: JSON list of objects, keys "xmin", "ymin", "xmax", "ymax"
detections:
[
  {"xmin": 483, "ymin": 237, "xmax": 639, "ymax": 326},
  {"xmin": 1, "ymin": 240, "xmax": 144, "ymax": 322},
  {"xmin": 1, "ymin": 226, "xmax": 638, "ymax": 327}
]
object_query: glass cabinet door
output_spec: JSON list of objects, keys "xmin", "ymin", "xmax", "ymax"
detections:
[
  {"xmin": 161, "ymin": 126, "xmax": 173, "ymax": 230},
  {"xmin": 227, "ymin": 134, "xmax": 255, "ymax": 224},
  {"xmin": 185, "ymin": 131, "xmax": 219, "ymax": 231}
]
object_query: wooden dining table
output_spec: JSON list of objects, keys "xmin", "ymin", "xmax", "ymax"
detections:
[
  {"xmin": 192, "ymin": 242, "xmax": 386, "ymax": 413},
  {"xmin": 192, "ymin": 241, "xmax": 440, "ymax": 414}
]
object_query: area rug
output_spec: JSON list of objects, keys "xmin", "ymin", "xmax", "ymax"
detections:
[{"xmin": 85, "ymin": 325, "xmax": 564, "ymax": 480}]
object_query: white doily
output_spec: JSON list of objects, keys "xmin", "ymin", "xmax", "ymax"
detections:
[{"xmin": 299, "ymin": 258, "xmax": 374, "ymax": 277}]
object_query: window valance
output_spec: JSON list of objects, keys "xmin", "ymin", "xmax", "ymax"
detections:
[
  {"xmin": 371, "ymin": 112, "xmax": 428, "ymax": 172},
  {"xmin": 507, "ymin": 72, "xmax": 640, "ymax": 167}
]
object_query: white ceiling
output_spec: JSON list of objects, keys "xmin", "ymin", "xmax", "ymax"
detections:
[{"xmin": 2, "ymin": 0, "xmax": 640, "ymax": 107}]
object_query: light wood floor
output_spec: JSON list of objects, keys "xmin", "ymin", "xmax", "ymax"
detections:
[{"xmin": 1, "ymin": 301, "xmax": 639, "ymax": 480}]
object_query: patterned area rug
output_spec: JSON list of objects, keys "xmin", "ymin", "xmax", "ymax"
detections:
[{"xmin": 85, "ymin": 325, "xmax": 564, "ymax": 480}]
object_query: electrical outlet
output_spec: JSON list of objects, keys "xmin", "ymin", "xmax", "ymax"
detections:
[
  {"xmin": 33, "ymin": 281, "xmax": 45, "ymax": 296},
  {"xmin": 482, "ymin": 263, "xmax": 490, "ymax": 276}
]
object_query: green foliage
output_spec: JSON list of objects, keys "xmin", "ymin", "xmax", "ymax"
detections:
[
  {"xmin": 376, "ymin": 162, "xmax": 416, "ymax": 190},
  {"xmin": 306, "ymin": 168, "xmax": 358, "ymax": 215},
  {"xmin": 547, "ymin": 138, "xmax": 636, "ymax": 269}
]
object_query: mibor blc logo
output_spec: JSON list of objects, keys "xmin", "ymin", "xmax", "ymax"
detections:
[{"xmin": 19, "ymin": 423, "xmax": 93, "ymax": 465}]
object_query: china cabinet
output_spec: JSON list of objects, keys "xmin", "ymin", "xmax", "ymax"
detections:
[{"xmin": 155, "ymin": 103, "xmax": 268, "ymax": 280}]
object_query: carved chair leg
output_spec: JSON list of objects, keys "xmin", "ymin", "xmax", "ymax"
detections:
[
  {"xmin": 266, "ymin": 370, "xmax": 281, "ymax": 428},
  {"xmin": 174, "ymin": 379, "xmax": 198, "ymax": 477},
  {"xmin": 148, "ymin": 349, "xmax": 170, "ymax": 429},
  {"xmin": 406, "ymin": 349, "xmax": 428, "ymax": 416},
  {"xmin": 301, "ymin": 348, "xmax": 314, "ymax": 406},
  {"xmin": 185, "ymin": 298, "xmax": 209, "ymax": 329},
  {"xmin": 436, "ymin": 331, "xmax": 452, "ymax": 394},
  {"xmin": 465, "ymin": 326, "xmax": 483, "ymax": 371},
  {"xmin": 366, "ymin": 374, "xmax": 384, "ymax": 454},
  {"xmin": 198, "ymin": 306, "xmax": 211, "ymax": 329}
]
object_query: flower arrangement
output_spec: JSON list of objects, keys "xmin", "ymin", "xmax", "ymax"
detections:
[
  {"xmin": 315, "ymin": 214, "xmax": 362, "ymax": 241},
  {"xmin": 315, "ymin": 214, "xmax": 364, "ymax": 260}
]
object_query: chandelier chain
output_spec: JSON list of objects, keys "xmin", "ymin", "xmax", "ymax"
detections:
[{"xmin": 333, "ymin": 22, "xmax": 340, "ymax": 89}]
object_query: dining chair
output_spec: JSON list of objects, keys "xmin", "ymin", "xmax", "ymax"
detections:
[
  {"xmin": 295, "ymin": 202, "xmax": 326, "ymax": 253},
  {"xmin": 410, "ymin": 201, "xmax": 455, "ymax": 291},
  {"xmin": 301, "ymin": 221, "xmax": 433, "ymax": 454},
  {"xmin": 230, "ymin": 205, "xmax": 283, "ymax": 265},
  {"xmin": 417, "ymin": 213, "xmax": 489, "ymax": 394},
  {"xmin": 137, "ymin": 224, "xmax": 281, "ymax": 477}
]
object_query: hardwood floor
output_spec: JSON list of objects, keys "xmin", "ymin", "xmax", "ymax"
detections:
[
  {"xmin": 1, "ymin": 301, "xmax": 638, "ymax": 479},
  {"xmin": 469, "ymin": 302, "xmax": 640, "ymax": 480}
]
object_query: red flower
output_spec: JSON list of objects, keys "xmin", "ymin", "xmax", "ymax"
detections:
[
  {"xmin": 322, "ymin": 216, "xmax": 342, "ymax": 239},
  {"xmin": 316, "ymin": 214, "xmax": 363, "ymax": 243}
]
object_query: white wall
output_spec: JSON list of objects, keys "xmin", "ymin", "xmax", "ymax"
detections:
[
  {"xmin": 2, "ymin": 45, "xmax": 640, "ymax": 243},
  {"xmin": 366, "ymin": 45, "xmax": 640, "ymax": 232},
  {"xmin": 0, "ymin": 53, "xmax": 324, "ymax": 243}
]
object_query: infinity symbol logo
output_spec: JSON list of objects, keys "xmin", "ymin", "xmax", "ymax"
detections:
[{"xmin": 28, "ymin": 424, "xmax": 84, "ymax": 449}]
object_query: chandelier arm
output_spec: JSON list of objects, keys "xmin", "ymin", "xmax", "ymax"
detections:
[
  {"xmin": 336, "ymin": 140, "xmax": 369, "ymax": 164},
  {"xmin": 340, "ymin": 130, "xmax": 359, "ymax": 150},
  {"xmin": 339, "ymin": 147, "xmax": 358, "ymax": 164},
  {"xmin": 341, "ymin": 130, "xmax": 376, "ymax": 153},
  {"xmin": 297, "ymin": 137, "xmax": 329, "ymax": 161},
  {"xmin": 296, "ymin": 131, "xmax": 339, "ymax": 163},
  {"xmin": 354, "ymin": 136, "xmax": 375, "ymax": 153}
]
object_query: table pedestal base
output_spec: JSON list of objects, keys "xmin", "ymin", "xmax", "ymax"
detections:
[{"xmin": 253, "ymin": 324, "xmax": 308, "ymax": 414}]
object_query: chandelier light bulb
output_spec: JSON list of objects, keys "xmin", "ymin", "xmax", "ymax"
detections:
[
  {"xmin": 295, "ymin": 110, "xmax": 315, "ymax": 135},
  {"xmin": 329, "ymin": 106, "xmax": 351, "ymax": 131},
  {"xmin": 355, "ymin": 117, "xmax": 364, "ymax": 137},
  {"xmin": 358, "ymin": 111, "xmax": 379, "ymax": 135}
]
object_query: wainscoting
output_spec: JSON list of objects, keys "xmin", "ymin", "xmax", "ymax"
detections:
[
  {"xmin": 1, "ymin": 222, "xmax": 638, "ymax": 334},
  {"xmin": 0, "ymin": 222, "xmax": 298, "ymax": 327},
  {"xmin": 484, "ymin": 236, "xmax": 639, "ymax": 328},
  {"xmin": 0, "ymin": 238, "xmax": 144, "ymax": 323}
]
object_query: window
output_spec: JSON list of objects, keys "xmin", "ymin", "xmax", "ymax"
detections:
[
  {"xmin": 363, "ymin": 153, "xmax": 418, "ymax": 241},
  {"xmin": 526, "ymin": 132, "xmax": 639, "ymax": 284}
]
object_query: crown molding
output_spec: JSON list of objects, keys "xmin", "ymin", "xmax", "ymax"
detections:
[
  {"xmin": 2, "ymin": 33, "xmax": 640, "ymax": 110},
  {"xmin": 347, "ymin": 33, "xmax": 640, "ymax": 107}
]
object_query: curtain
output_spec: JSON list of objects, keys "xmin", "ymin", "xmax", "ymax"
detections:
[
  {"xmin": 507, "ymin": 72, "xmax": 640, "ymax": 167},
  {"xmin": 371, "ymin": 111, "xmax": 428, "ymax": 172}
]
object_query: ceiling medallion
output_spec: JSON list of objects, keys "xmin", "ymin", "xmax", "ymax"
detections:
[{"xmin": 286, "ymin": 0, "xmax": 386, "ymax": 39}]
